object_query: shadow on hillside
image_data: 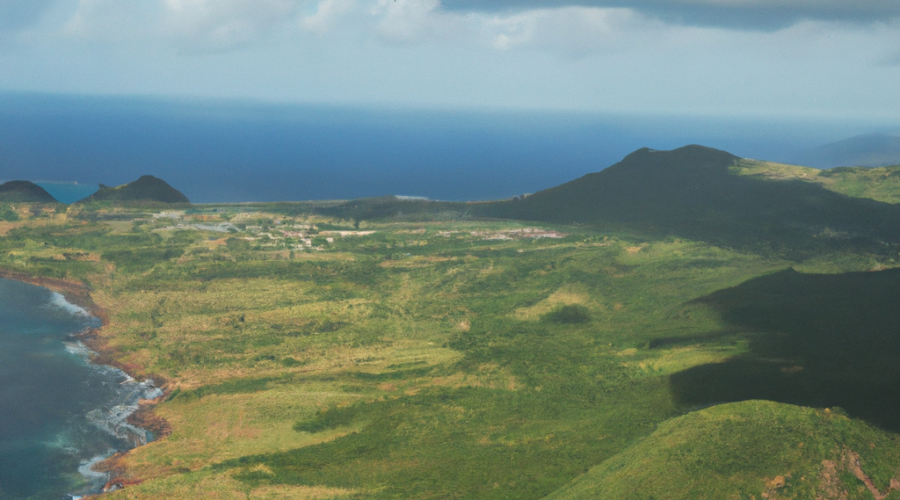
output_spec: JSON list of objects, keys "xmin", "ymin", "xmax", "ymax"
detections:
[
  {"xmin": 479, "ymin": 146, "xmax": 900, "ymax": 257},
  {"xmin": 669, "ymin": 267, "xmax": 900, "ymax": 432}
]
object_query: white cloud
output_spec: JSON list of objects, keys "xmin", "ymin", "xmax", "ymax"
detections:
[
  {"xmin": 480, "ymin": 7, "xmax": 658, "ymax": 53},
  {"xmin": 54, "ymin": 0, "xmax": 713, "ymax": 56},
  {"xmin": 302, "ymin": 0, "xmax": 663, "ymax": 53},
  {"xmin": 301, "ymin": 0, "xmax": 358, "ymax": 33},
  {"xmin": 370, "ymin": 0, "xmax": 461, "ymax": 43}
]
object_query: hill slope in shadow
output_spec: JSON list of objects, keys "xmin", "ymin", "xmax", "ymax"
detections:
[
  {"xmin": 479, "ymin": 145, "xmax": 900, "ymax": 252},
  {"xmin": 0, "ymin": 181, "xmax": 58, "ymax": 203},
  {"xmin": 79, "ymin": 175, "xmax": 189, "ymax": 204},
  {"xmin": 672, "ymin": 267, "xmax": 900, "ymax": 432}
]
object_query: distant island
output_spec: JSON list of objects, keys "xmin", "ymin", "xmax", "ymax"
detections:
[
  {"xmin": 0, "ymin": 180, "xmax": 58, "ymax": 203},
  {"xmin": 78, "ymin": 175, "xmax": 190, "ymax": 204},
  {"xmin": 792, "ymin": 132, "xmax": 900, "ymax": 168}
]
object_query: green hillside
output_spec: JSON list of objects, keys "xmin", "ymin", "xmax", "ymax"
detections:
[
  {"xmin": 0, "ymin": 180, "xmax": 58, "ymax": 203},
  {"xmin": 733, "ymin": 159, "xmax": 900, "ymax": 204},
  {"xmin": 79, "ymin": 175, "xmax": 190, "ymax": 204},
  {"xmin": 546, "ymin": 400, "xmax": 900, "ymax": 500},
  {"xmin": 479, "ymin": 146, "xmax": 900, "ymax": 254}
]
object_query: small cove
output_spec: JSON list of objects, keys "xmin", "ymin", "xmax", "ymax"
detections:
[{"xmin": 0, "ymin": 278, "xmax": 159, "ymax": 499}]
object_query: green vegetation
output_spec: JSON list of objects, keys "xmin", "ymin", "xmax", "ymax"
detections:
[
  {"xmin": 547, "ymin": 400, "xmax": 900, "ymax": 500},
  {"xmin": 0, "ymin": 203, "xmax": 19, "ymax": 221},
  {"xmin": 3, "ymin": 146, "xmax": 900, "ymax": 499},
  {"xmin": 0, "ymin": 180, "xmax": 58, "ymax": 202},
  {"xmin": 733, "ymin": 159, "xmax": 900, "ymax": 204},
  {"xmin": 543, "ymin": 303, "xmax": 592, "ymax": 324}
]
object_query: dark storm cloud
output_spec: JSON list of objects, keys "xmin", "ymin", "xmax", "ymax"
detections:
[
  {"xmin": 439, "ymin": 0, "xmax": 900, "ymax": 30},
  {"xmin": 0, "ymin": 0, "xmax": 59, "ymax": 31}
]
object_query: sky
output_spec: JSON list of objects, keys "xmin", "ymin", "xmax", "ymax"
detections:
[{"xmin": 1, "ymin": 0, "xmax": 900, "ymax": 117}]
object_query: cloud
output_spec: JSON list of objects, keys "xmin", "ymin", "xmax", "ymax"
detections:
[
  {"xmin": 66, "ymin": 0, "xmax": 306, "ymax": 50},
  {"xmin": 439, "ymin": 0, "xmax": 900, "ymax": 30},
  {"xmin": 370, "ymin": 0, "xmax": 469, "ymax": 44},
  {"xmin": 2, "ymin": 0, "xmax": 900, "ymax": 117},
  {"xmin": 305, "ymin": 0, "xmax": 660, "ymax": 52},
  {"xmin": 301, "ymin": 0, "xmax": 358, "ymax": 33},
  {"xmin": 480, "ymin": 7, "xmax": 660, "ymax": 53},
  {"xmin": 0, "ymin": 0, "xmax": 60, "ymax": 31}
]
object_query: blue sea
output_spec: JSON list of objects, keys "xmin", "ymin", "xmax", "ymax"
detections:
[
  {"xmin": 0, "ymin": 278, "xmax": 160, "ymax": 500},
  {"xmin": 3, "ymin": 92, "xmax": 899, "ymax": 204}
]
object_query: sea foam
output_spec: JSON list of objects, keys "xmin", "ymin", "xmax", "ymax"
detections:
[
  {"xmin": 61, "ymin": 339, "xmax": 164, "ymax": 489},
  {"xmin": 77, "ymin": 451, "xmax": 113, "ymax": 483},
  {"xmin": 86, "ymin": 377, "xmax": 163, "ymax": 447},
  {"xmin": 66, "ymin": 339, "xmax": 163, "ymax": 446},
  {"xmin": 47, "ymin": 291, "xmax": 92, "ymax": 318}
]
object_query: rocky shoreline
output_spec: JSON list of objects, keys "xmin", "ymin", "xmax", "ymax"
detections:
[{"xmin": 0, "ymin": 268, "xmax": 171, "ymax": 495}]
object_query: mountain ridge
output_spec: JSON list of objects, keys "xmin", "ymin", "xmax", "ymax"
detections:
[
  {"xmin": 478, "ymin": 144, "xmax": 900, "ymax": 253},
  {"xmin": 791, "ymin": 132, "xmax": 900, "ymax": 168}
]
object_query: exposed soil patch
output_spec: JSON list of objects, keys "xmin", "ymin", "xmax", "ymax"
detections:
[
  {"xmin": 844, "ymin": 449, "xmax": 898, "ymax": 500},
  {"xmin": 816, "ymin": 449, "xmax": 900, "ymax": 500}
]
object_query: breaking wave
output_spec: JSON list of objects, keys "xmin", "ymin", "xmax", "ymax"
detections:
[
  {"xmin": 85, "ymin": 375, "xmax": 163, "ymax": 448},
  {"xmin": 62, "ymin": 339, "xmax": 164, "ymax": 491},
  {"xmin": 46, "ymin": 291, "xmax": 93, "ymax": 319}
]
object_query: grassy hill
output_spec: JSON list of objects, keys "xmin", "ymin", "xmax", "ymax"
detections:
[
  {"xmin": 0, "ymin": 180, "xmax": 58, "ymax": 203},
  {"xmin": 546, "ymin": 400, "xmax": 900, "ymax": 500},
  {"xmin": 478, "ymin": 145, "xmax": 900, "ymax": 254},
  {"xmin": 79, "ymin": 175, "xmax": 190, "ymax": 204}
]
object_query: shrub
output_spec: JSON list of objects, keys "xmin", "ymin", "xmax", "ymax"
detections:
[{"xmin": 543, "ymin": 304, "xmax": 591, "ymax": 324}]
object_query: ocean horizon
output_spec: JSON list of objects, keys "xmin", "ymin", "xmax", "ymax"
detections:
[{"xmin": 3, "ymin": 93, "xmax": 899, "ymax": 205}]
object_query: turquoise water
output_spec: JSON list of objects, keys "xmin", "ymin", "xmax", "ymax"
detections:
[
  {"xmin": 0, "ymin": 278, "xmax": 159, "ymax": 499},
  {"xmin": 34, "ymin": 183, "xmax": 99, "ymax": 205}
]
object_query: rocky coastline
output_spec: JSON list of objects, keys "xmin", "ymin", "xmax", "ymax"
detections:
[{"xmin": 0, "ymin": 268, "xmax": 171, "ymax": 495}]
